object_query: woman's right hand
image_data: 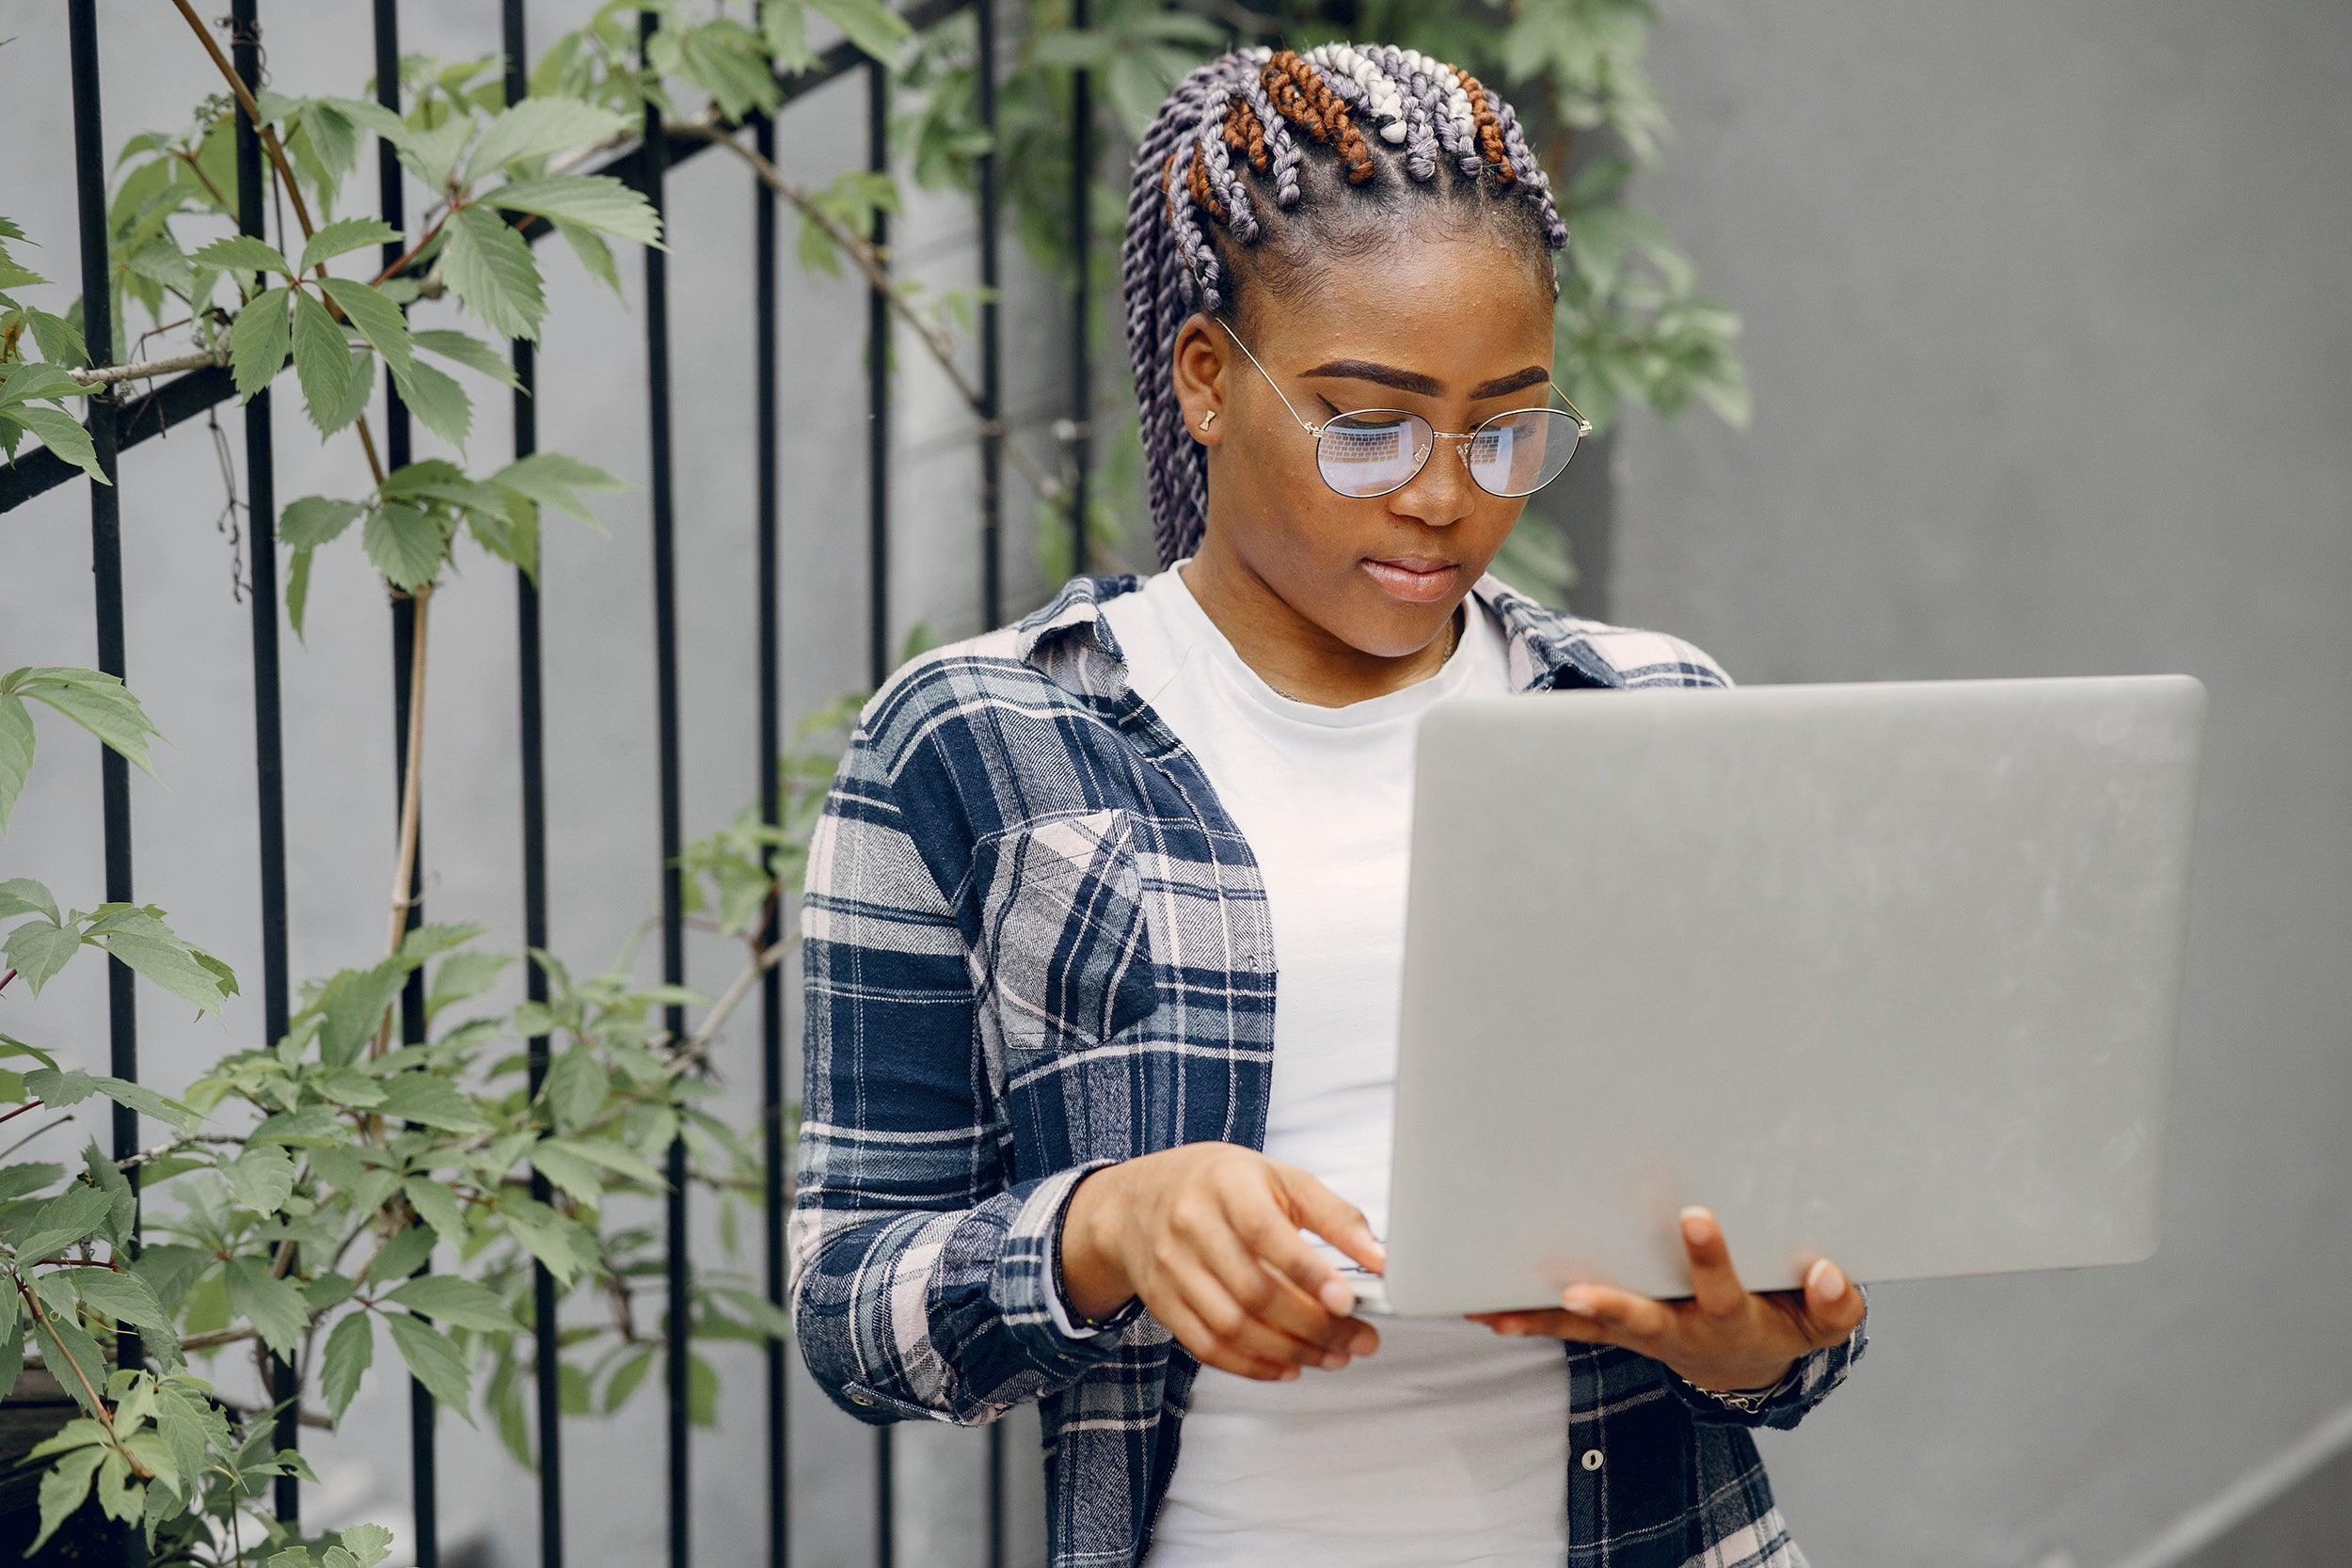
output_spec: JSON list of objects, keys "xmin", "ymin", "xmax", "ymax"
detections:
[{"xmin": 1058, "ymin": 1143, "xmax": 1387, "ymax": 1381}]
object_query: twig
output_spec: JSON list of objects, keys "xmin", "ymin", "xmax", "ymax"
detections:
[
  {"xmin": 370, "ymin": 580, "xmax": 434, "ymax": 1061},
  {"xmin": 678, "ymin": 122, "xmax": 1070, "ymax": 506},
  {"xmin": 65, "ymin": 345, "xmax": 230, "ymax": 388}
]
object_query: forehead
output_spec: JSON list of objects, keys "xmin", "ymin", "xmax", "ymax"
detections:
[{"xmin": 1254, "ymin": 232, "xmax": 1556, "ymax": 377}]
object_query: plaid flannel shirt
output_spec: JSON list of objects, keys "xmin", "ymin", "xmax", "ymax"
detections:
[{"xmin": 790, "ymin": 567, "xmax": 1870, "ymax": 1568}]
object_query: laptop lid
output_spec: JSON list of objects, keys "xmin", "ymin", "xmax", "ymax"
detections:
[{"xmin": 1357, "ymin": 673, "xmax": 2205, "ymax": 1317}]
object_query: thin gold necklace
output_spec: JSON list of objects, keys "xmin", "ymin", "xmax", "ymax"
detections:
[{"xmin": 1265, "ymin": 603, "xmax": 1463, "ymax": 705}]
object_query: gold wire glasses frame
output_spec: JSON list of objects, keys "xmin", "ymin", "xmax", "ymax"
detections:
[{"xmin": 1213, "ymin": 317, "xmax": 1596, "ymax": 500}]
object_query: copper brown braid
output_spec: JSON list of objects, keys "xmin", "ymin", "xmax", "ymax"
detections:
[
  {"xmin": 1454, "ymin": 65, "xmax": 1516, "ymax": 187},
  {"xmin": 1222, "ymin": 96, "xmax": 1272, "ymax": 175},
  {"xmin": 1263, "ymin": 50, "xmax": 1375, "ymax": 183}
]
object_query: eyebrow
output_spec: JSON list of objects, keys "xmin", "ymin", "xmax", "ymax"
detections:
[{"xmin": 1299, "ymin": 358, "xmax": 1549, "ymax": 401}]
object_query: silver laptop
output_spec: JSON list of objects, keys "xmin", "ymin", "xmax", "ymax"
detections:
[{"xmin": 1340, "ymin": 673, "xmax": 2207, "ymax": 1316}]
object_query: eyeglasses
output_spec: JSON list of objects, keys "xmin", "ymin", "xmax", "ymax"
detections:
[{"xmin": 1213, "ymin": 317, "xmax": 1594, "ymax": 500}]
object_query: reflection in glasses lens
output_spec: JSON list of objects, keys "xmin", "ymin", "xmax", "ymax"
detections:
[
  {"xmin": 1320, "ymin": 411, "xmax": 1433, "ymax": 497},
  {"xmin": 1316, "ymin": 408, "xmax": 1581, "ymax": 499}
]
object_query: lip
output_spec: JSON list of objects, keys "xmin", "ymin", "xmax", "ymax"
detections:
[{"xmin": 1361, "ymin": 556, "xmax": 1461, "ymax": 602}]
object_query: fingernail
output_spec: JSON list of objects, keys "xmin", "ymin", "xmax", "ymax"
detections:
[
  {"xmin": 1352, "ymin": 1328, "xmax": 1376, "ymax": 1355},
  {"xmin": 1321, "ymin": 1351, "xmax": 1348, "ymax": 1370},
  {"xmin": 1807, "ymin": 1259, "xmax": 1847, "ymax": 1299},
  {"xmin": 1679, "ymin": 1207, "xmax": 1711, "ymax": 1245},
  {"xmin": 1562, "ymin": 1286, "xmax": 1598, "ymax": 1313},
  {"xmin": 1320, "ymin": 1279, "xmax": 1355, "ymax": 1314}
]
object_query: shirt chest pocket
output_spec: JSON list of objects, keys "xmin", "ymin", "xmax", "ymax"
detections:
[{"xmin": 972, "ymin": 806, "xmax": 1162, "ymax": 1055}]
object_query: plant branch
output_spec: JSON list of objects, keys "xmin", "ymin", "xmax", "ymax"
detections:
[
  {"xmin": 371, "ymin": 580, "xmax": 434, "ymax": 1061},
  {"xmin": 66, "ymin": 345, "xmax": 230, "ymax": 388},
  {"xmin": 679, "ymin": 122, "xmax": 1070, "ymax": 507}
]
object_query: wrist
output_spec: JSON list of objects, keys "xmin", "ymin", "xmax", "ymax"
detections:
[{"xmin": 1057, "ymin": 1162, "xmax": 1138, "ymax": 1323}]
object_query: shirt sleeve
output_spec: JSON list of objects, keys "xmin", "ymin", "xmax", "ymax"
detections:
[{"xmin": 787, "ymin": 709, "xmax": 1146, "ymax": 1427}]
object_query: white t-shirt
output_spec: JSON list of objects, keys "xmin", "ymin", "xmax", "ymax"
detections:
[{"xmin": 1069, "ymin": 558, "xmax": 1572, "ymax": 1567}]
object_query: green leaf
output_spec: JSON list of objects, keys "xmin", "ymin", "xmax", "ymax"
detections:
[
  {"xmin": 387, "ymin": 1312, "xmax": 477, "ymax": 1422},
  {"xmin": 442, "ymin": 205, "xmax": 546, "ymax": 342},
  {"xmin": 375, "ymin": 1072, "xmax": 490, "ymax": 1132},
  {"xmin": 319, "ymin": 1309, "xmax": 374, "ymax": 1422},
  {"xmin": 402, "ymin": 1176, "xmax": 467, "ymax": 1243},
  {"xmin": 286, "ymin": 546, "xmax": 316, "ymax": 641},
  {"xmin": 229, "ymin": 285, "xmax": 293, "ymax": 400},
  {"xmin": 316, "ymin": 277, "xmax": 414, "ymax": 375},
  {"xmin": 0, "ymin": 695, "xmax": 33, "ymax": 831},
  {"xmin": 317, "ymin": 959, "xmax": 405, "ymax": 1067},
  {"xmin": 3, "ymin": 402, "xmax": 107, "ymax": 485},
  {"xmin": 487, "ymin": 451, "xmax": 623, "ymax": 531},
  {"xmin": 541, "ymin": 1048, "xmax": 609, "ymax": 1131},
  {"xmin": 0, "ymin": 1309, "xmax": 23, "ymax": 1405},
  {"xmin": 5, "ymin": 666, "xmax": 161, "ymax": 781},
  {"xmin": 602, "ymin": 1346, "xmax": 655, "ymax": 1412},
  {"xmin": 544, "ymin": 1134, "xmax": 662, "ymax": 1188},
  {"xmin": 224, "ymin": 1258, "xmax": 310, "ymax": 1358},
  {"xmin": 366, "ymin": 1223, "xmax": 436, "ymax": 1285},
  {"xmin": 297, "ymin": 216, "xmax": 402, "ymax": 273},
  {"xmin": 344, "ymin": 1521, "xmax": 396, "ymax": 1567},
  {"xmin": 84, "ymin": 905, "xmax": 230, "ymax": 1017},
  {"xmin": 527, "ymin": 1142, "xmax": 605, "ymax": 1207},
  {"xmin": 226, "ymin": 1146, "xmax": 297, "ymax": 1215},
  {"xmin": 289, "ymin": 288, "xmax": 359, "ymax": 435},
  {"xmin": 412, "ymin": 327, "xmax": 521, "ymax": 389},
  {"xmin": 30, "ymin": 1307, "xmax": 108, "ymax": 1417},
  {"xmin": 2, "ymin": 915, "xmax": 78, "ymax": 998},
  {"xmin": 361, "ymin": 502, "xmax": 446, "ymax": 591},
  {"xmin": 808, "ymin": 0, "xmax": 914, "ymax": 64},
  {"xmin": 387, "ymin": 1275, "xmax": 515, "ymax": 1333},
  {"xmin": 91, "ymin": 1075, "xmax": 202, "ymax": 1133},
  {"xmin": 190, "ymin": 234, "xmax": 294, "ymax": 278},
  {"xmin": 8, "ymin": 1184, "xmax": 114, "ymax": 1260},
  {"xmin": 485, "ymin": 175, "xmax": 662, "ymax": 247},
  {"xmin": 465, "ymin": 99, "xmax": 627, "ymax": 183},
  {"xmin": 71, "ymin": 1267, "xmax": 172, "ymax": 1335},
  {"xmin": 0, "ymin": 878, "xmax": 54, "ymax": 925},
  {"xmin": 278, "ymin": 496, "xmax": 366, "ymax": 549},
  {"xmin": 29, "ymin": 1445, "xmax": 103, "ymax": 1555},
  {"xmin": 386, "ymin": 355, "xmax": 472, "ymax": 451},
  {"xmin": 554, "ymin": 220, "xmax": 621, "ymax": 295}
]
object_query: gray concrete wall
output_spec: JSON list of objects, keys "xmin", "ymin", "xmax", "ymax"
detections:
[
  {"xmin": 1613, "ymin": 3, "xmax": 2352, "ymax": 1564},
  {"xmin": 0, "ymin": 2, "xmax": 1067, "ymax": 1563}
]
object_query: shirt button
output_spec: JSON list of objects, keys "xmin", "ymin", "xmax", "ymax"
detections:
[
  {"xmin": 850, "ymin": 1388, "xmax": 875, "ymax": 1406},
  {"xmin": 1580, "ymin": 1449, "xmax": 1604, "ymax": 1471}
]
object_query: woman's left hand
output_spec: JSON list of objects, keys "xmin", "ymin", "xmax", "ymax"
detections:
[{"xmin": 1461, "ymin": 1206, "xmax": 1867, "ymax": 1395}]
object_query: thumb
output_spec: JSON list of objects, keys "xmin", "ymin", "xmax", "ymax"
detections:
[{"xmin": 1273, "ymin": 1164, "xmax": 1387, "ymax": 1276}]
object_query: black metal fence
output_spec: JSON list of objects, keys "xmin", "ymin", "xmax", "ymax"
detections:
[{"xmin": 10, "ymin": 2, "xmax": 1097, "ymax": 1563}]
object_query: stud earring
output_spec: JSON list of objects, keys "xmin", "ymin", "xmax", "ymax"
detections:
[{"xmin": 1199, "ymin": 409, "xmax": 1216, "ymax": 429}]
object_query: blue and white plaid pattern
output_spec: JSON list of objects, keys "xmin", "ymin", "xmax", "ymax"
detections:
[{"xmin": 791, "ymin": 568, "xmax": 1870, "ymax": 1568}]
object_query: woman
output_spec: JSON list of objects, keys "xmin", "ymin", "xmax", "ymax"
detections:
[{"xmin": 790, "ymin": 40, "xmax": 1871, "ymax": 1568}]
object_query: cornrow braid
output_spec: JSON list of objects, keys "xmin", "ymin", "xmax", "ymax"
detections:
[{"xmin": 1120, "ymin": 42, "xmax": 1570, "ymax": 569}]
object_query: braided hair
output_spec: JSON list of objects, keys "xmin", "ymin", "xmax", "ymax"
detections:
[{"xmin": 1121, "ymin": 42, "xmax": 1571, "ymax": 569}]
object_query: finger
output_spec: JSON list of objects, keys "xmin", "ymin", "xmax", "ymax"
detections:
[
  {"xmin": 1154, "ymin": 1290, "xmax": 1302, "ymax": 1382},
  {"xmin": 1677, "ymin": 1205, "xmax": 1749, "ymax": 1319},
  {"xmin": 1168, "ymin": 1256, "xmax": 1340, "ymax": 1371},
  {"xmin": 1195, "ymin": 1197, "xmax": 1369, "ymax": 1359},
  {"xmin": 1557, "ymin": 1282, "xmax": 1677, "ymax": 1346},
  {"xmin": 1802, "ymin": 1259, "xmax": 1866, "ymax": 1341},
  {"xmin": 1473, "ymin": 1308, "xmax": 1618, "ymax": 1345},
  {"xmin": 1272, "ymin": 1163, "xmax": 1387, "ymax": 1278},
  {"xmin": 1230, "ymin": 1180, "xmax": 1373, "ymax": 1324}
]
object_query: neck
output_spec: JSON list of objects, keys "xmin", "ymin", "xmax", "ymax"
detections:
[{"xmin": 1176, "ymin": 544, "xmax": 1465, "ymax": 707}]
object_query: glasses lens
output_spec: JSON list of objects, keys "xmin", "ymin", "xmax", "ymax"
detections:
[
  {"xmin": 1318, "ymin": 410, "xmax": 1434, "ymax": 498},
  {"xmin": 1466, "ymin": 409, "xmax": 1581, "ymax": 497}
]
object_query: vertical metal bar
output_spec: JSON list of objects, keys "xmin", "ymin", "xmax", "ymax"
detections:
[
  {"xmin": 753, "ymin": 110, "xmax": 791, "ymax": 1568},
  {"xmin": 1066, "ymin": 0, "xmax": 1092, "ymax": 576},
  {"xmin": 500, "ymin": 7, "xmax": 565, "ymax": 1567},
  {"xmin": 67, "ymin": 19, "xmax": 146, "ymax": 1565},
  {"xmin": 973, "ymin": 3, "xmax": 1006, "ymax": 1560},
  {"xmin": 371, "ymin": 8, "xmax": 437, "ymax": 1563},
  {"xmin": 226, "ymin": 0, "xmax": 300, "ymax": 1518},
  {"xmin": 637, "ymin": 14, "xmax": 691, "ymax": 1568},
  {"xmin": 865, "ymin": 53, "xmax": 895, "ymax": 1568},
  {"xmin": 67, "ymin": 0, "xmax": 141, "ymax": 1417}
]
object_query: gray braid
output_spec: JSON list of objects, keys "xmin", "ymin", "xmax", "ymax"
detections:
[{"xmin": 1120, "ymin": 42, "xmax": 1570, "ymax": 568}]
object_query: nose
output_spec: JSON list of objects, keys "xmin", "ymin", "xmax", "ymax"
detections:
[{"xmin": 1389, "ymin": 431, "xmax": 1476, "ymax": 529}]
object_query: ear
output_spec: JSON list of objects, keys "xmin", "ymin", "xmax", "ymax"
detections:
[{"xmin": 1169, "ymin": 311, "xmax": 1229, "ymax": 448}]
